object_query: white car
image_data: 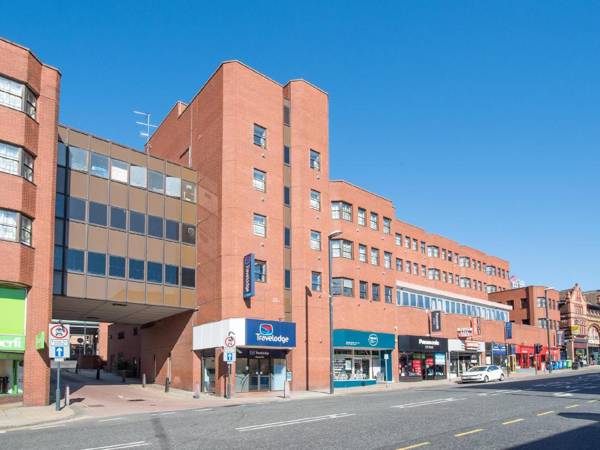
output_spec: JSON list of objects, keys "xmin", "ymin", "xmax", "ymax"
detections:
[{"xmin": 460, "ymin": 365, "xmax": 504, "ymax": 383}]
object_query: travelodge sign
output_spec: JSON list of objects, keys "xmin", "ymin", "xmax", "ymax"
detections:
[{"xmin": 245, "ymin": 319, "xmax": 296, "ymax": 348}]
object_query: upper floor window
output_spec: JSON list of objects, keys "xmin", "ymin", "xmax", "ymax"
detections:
[
  {"xmin": 427, "ymin": 246, "xmax": 439, "ymax": 258},
  {"xmin": 311, "ymin": 271, "xmax": 322, "ymax": 292},
  {"xmin": 332, "ymin": 239, "xmax": 353, "ymax": 259},
  {"xmin": 253, "ymin": 213, "xmax": 266, "ymax": 237},
  {"xmin": 69, "ymin": 147, "xmax": 89, "ymax": 172},
  {"xmin": 370, "ymin": 212, "xmax": 378, "ymax": 230},
  {"xmin": 253, "ymin": 169, "xmax": 266, "ymax": 192},
  {"xmin": 283, "ymin": 146, "xmax": 290, "ymax": 165},
  {"xmin": 460, "ymin": 277, "xmax": 472, "ymax": 288},
  {"xmin": 283, "ymin": 101, "xmax": 291, "ymax": 126},
  {"xmin": 184, "ymin": 224, "xmax": 198, "ymax": 245},
  {"xmin": 359, "ymin": 281, "xmax": 368, "ymax": 300},
  {"xmin": 148, "ymin": 170, "xmax": 164, "ymax": 194},
  {"xmin": 384, "ymin": 286, "xmax": 393, "ymax": 303},
  {"xmin": 412, "ymin": 238, "xmax": 418, "ymax": 251},
  {"xmin": 284, "ymin": 186, "xmax": 291, "ymax": 206},
  {"xmin": 331, "ymin": 201, "xmax": 352, "ymax": 221},
  {"xmin": 255, "ymin": 260, "xmax": 267, "ymax": 282},
  {"xmin": 332, "ymin": 277, "xmax": 353, "ymax": 297},
  {"xmin": 0, "ymin": 75, "xmax": 36, "ymax": 119},
  {"xmin": 536, "ymin": 297, "xmax": 547, "ymax": 308},
  {"xmin": 357, "ymin": 208, "xmax": 366, "ymax": 226},
  {"xmin": 182, "ymin": 181, "xmax": 197, "ymax": 203},
  {"xmin": 358, "ymin": 244, "xmax": 367, "ymax": 262},
  {"xmin": 383, "ymin": 251, "xmax": 392, "ymax": 269},
  {"xmin": 0, "ymin": 141, "xmax": 33, "ymax": 182},
  {"xmin": 420, "ymin": 241, "xmax": 426, "ymax": 254},
  {"xmin": 404, "ymin": 236, "xmax": 411, "ymax": 249},
  {"xmin": 0, "ymin": 210, "xmax": 33, "ymax": 246},
  {"xmin": 395, "ymin": 233, "xmax": 402, "ymax": 246},
  {"xmin": 111, "ymin": 159, "xmax": 129, "ymax": 184},
  {"xmin": 91, "ymin": 153, "xmax": 110, "ymax": 179},
  {"xmin": 396, "ymin": 258, "xmax": 403, "ymax": 271},
  {"xmin": 309, "ymin": 149, "xmax": 321, "ymax": 170},
  {"xmin": 310, "ymin": 230, "xmax": 321, "ymax": 251},
  {"xmin": 372, "ymin": 283, "xmax": 380, "ymax": 301},
  {"xmin": 253, "ymin": 124, "xmax": 267, "ymax": 148},
  {"xmin": 370, "ymin": 247, "xmax": 379, "ymax": 266},
  {"xmin": 310, "ymin": 190, "xmax": 321, "ymax": 210},
  {"xmin": 383, "ymin": 217, "xmax": 391, "ymax": 234}
]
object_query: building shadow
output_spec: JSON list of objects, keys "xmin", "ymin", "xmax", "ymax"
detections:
[{"xmin": 508, "ymin": 413, "xmax": 600, "ymax": 449}]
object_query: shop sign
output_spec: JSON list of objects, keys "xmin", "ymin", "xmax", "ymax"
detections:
[
  {"xmin": 464, "ymin": 341, "xmax": 481, "ymax": 351},
  {"xmin": 0, "ymin": 334, "xmax": 25, "ymax": 352},
  {"xmin": 570, "ymin": 325, "xmax": 581, "ymax": 336},
  {"xmin": 505, "ymin": 322, "xmax": 512, "ymax": 339},
  {"xmin": 471, "ymin": 317, "xmax": 481, "ymax": 336},
  {"xmin": 243, "ymin": 253, "xmax": 256, "ymax": 299},
  {"xmin": 333, "ymin": 329, "xmax": 395, "ymax": 349},
  {"xmin": 398, "ymin": 335, "xmax": 449, "ymax": 352},
  {"xmin": 35, "ymin": 331, "xmax": 45, "ymax": 350},
  {"xmin": 457, "ymin": 327, "xmax": 473, "ymax": 338},
  {"xmin": 431, "ymin": 311, "xmax": 441, "ymax": 332},
  {"xmin": 245, "ymin": 319, "xmax": 296, "ymax": 347},
  {"xmin": 489, "ymin": 343, "xmax": 507, "ymax": 355}
]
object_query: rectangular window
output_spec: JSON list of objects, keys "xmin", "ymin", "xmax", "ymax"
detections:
[
  {"xmin": 0, "ymin": 141, "xmax": 34, "ymax": 181},
  {"xmin": 358, "ymin": 244, "xmax": 367, "ymax": 263},
  {"xmin": 110, "ymin": 159, "xmax": 128, "ymax": 183},
  {"xmin": 147, "ymin": 261, "xmax": 163, "ymax": 283},
  {"xmin": 413, "ymin": 262, "xmax": 418, "ymax": 274},
  {"xmin": 68, "ymin": 147, "xmax": 89, "ymax": 172},
  {"xmin": 311, "ymin": 272, "xmax": 322, "ymax": 292},
  {"xmin": 148, "ymin": 170, "xmax": 164, "ymax": 194},
  {"xmin": 109, "ymin": 255, "xmax": 126, "ymax": 278},
  {"xmin": 182, "ymin": 181, "xmax": 197, "ymax": 203},
  {"xmin": 383, "ymin": 217, "xmax": 391, "ymax": 234},
  {"xmin": 385, "ymin": 286, "xmax": 393, "ymax": 304},
  {"xmin": 130, "ymin": 165, "xmax": 147, "ymax": 188},
  {"xmin": 255, "ymin": 260, "xmax": 267, "ymax": 282},
  {"xmin": 284, "ymin": 186, "xmax": 291, "ymax": 206},
  {"xmin": 89, "ymin": 202, "xmax": 107, "ymax": 227},
  {"xmin": 332, "ymin": 277, "xmax": 353, "ymax": 297},
  {"xmin": 166, "ymin": 220, "xmax": 179, "ymax": 241},
  {"xmin": 310, "ymin": 230, "xmax": 321, "ymax": 251},
  {"xmin": 181, "ymin": 267, "xmax": 195, "ymax": 287},
  {"xmin": 128, "ymin": 258, "xmax": 145, "ymax": 281},
  {"xmin": 357, "ymin": 208, "xmax": 366, "ymax": 226},
  {"xmin": 284, "ymin": 227, "xmax": 291, "ymax": 247},
  {"xmin": 359, "ymin": 281, "xmax": 368, "ymax": 300},
  {"xmin": 395, "ymin": 233, "xmax": 402, "ymax": 246},
  {"xmin": 283, "ymin": 146, "xmax": 290, "ymax": 165},
  {"xmin": 404, "ymin": 236, "xmax": 410, "ymax": 249},
  {"xmin": 54, "ymin": 245, "xmax": 63, "ymax": 270},
  {"xmin": 331, "ymin": 201, "xmax": 352, "ymax": 221},
  {"xmin": 412, "ymin": 239, "xmax": 418, "ymax": 251},
  {"xmin": 283, "ymin": 102, "xmax": 291, "ymax": 126},
  {"xmin": 58, "ymin": 142, "xmax": 67, "ymax": 167},
  {"xmin": 310, "ymin": 190, "xmax": 321, "ymax": 210},
  {"xmin": 182, "ymin": 223, "xmax": 196, "ymax": 245},
  {"xmin": 309, "ymin": 149, "xmax": 320, "ymax": 170},
  {"xmin": 129, "ymin": 211, "xmax": 146, "ymax": 234},
  {"xmin": 68, "ymin": 197, "xmax": 86, "ymax": 222},
  {"xmin": 372, "ymin": 283, "xmax": 380, "ymax": 301},
  {"xmin": 66, "ymin": 249, "xmax": 85, "ymax": 273},
  {"xmin": 166, "ymin": 176, "xmax": 181, "ymax": 198},
  {"xmin": 383, "ymin": 251, "xmax": 392, "ymax": 269},
  {"xmin": 110, "ymin": 207, "xmax": 126, "ymax": 230},
  {"xmin": 165, "ymin": 265, "xmax": 179, "ymax": 285},
  {"xmin": 0, "ymin": 75, "xmax": 37, "ymax": 118},
  {"xmin": 253, "ymin": 123, "xmax": 267, "ymax": 148},
  {"xmin": 420, "ymin": 241, "xmax": 426, "ymax": 254},
  {"xmin": 22, "ymin": 151, "xmax": 33, "ymax": 182},
  {"xmin": 405, "ymin": 260, "xmax": 411, "ymax": 274},
  {"xmin": 370, "ymin": 247, "xmax": 379, "ymax": 265},
  {"xmin": 370, "ymin": 212, "xmax": 378, "ymax": 230},
  {"xmin": 56, "ymin": 166, "xmax": 66, "ymax": 193},
  {"xmin": 284, "ymin": 269, "xmax": 291, "ymax": 289},
  {"xmin": 87, "ymin": 252, "xmax": 106, "ymax": 276},
  {"xmin": 331, "ymin": 239, "xmax": 353, "ymax": 259},
  {"xmin": 341, "ymin": 202, "xmax": 352, "ymax": 221},
  {"xmin": 253, "ymin": 213, "xmax": 266, "ymax": 237},
  {"xmin": 148, "ymin": 216, "xmax": 164, "ymax": 238},
  {"xmin": 396, "ymin": 258, "xmax": 403, "ymax": 271},
  {"xmin": 253, "ymin": 169, "xmax": 266, "ymax": 192},
  {"xmin": 90, "ymin": 153, "xmax": 109, "ymax": 179}
]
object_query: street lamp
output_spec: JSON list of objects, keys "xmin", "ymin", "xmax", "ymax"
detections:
[
  {"xmin": 545, "ymin": 287, "xmax": 555, "ymax": 372},
  {"xmin": 328, "ymin": 230, "xmax": 343, "ymax": 395}
]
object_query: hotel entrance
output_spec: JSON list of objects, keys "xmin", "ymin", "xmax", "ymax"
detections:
[{"xmin": 235, "ymin": 349, "xmax": 286, "ymax": 392}]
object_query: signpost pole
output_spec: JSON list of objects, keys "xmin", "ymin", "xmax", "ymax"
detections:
[
  {"xmin": 55, "ymin": 361, "xmax": 61, "ymax": 411},
  {"xmin": 226, "ymin": 362, "xmax": 231, "ymax": 399}
]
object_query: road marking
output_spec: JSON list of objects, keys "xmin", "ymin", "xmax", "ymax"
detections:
[
  {"xmin": 236, "ymin": 413, "xmax": 355, "ymax": 432},
  {"xmin": 397, "ymin": 442, "xmax": 430, "ymax": 450},
  {"xmin": 29, "ymin": 424, "xmax": 66, "ymax": 430},
  {"xmin": 554, "ymin": 392, "xmax": 573, "ymax": 397},
  {"xmin": 537, "ymin": 411, "xmax": 554, "ymax": 416},
  {"xmin": 455, "ymin": 428, "xmax": 484, "ymax": 437},
  {"xmin": 99, "ymin": 417, "xmax": 124, "ymax": 422},
  {"xmin": 503, "ymin": 418, "xmax": 525, "ymax": 425},
  {"xmin": 81, "ymin": 442, "xmax": 149, "ymax": 450},
  {"xmin": 392, "ymin": 398, "xmax": 465, "ymax": 409},
  {"xmin": 194, "ymin": 408, "xmax": 213, "ymax": 412},
  {"xmin": 159, "ymin": 411, "xmax": 176, "ymax": 415},
  {"xmin": 565, "ymin": 404, "xmax": 579, "ymax": 409},
  {"xmin": 587, "ymin": 400, "xmax": 597, "ymax": 403},
  {"xmin": 0, "ymin": 430, "xmax": 6, "ymax": 434}
]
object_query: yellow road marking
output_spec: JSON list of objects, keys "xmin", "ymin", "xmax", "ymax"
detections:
[
  {"xmin": 566, "ymin": 404, "xmax": 579, "ymax": 409},
  {"xmin": 587, "ymin": 400, "xmax": 597, "ymax": 403},
  {"xmin": 537, "ymin": 411, "xmax": 554, "ymax": 416},
  {"xmin": 455, "ymin": 428, "xmax": 484, "ymax": 437},
  {"xmin": 397, "ymin": 442, "xmax": 430, "ymax": 450},
  {"xmin": 502, "ymin": 418, "xmax": 525, "ymax": 425}
]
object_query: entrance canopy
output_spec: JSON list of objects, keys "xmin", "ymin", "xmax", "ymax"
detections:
[{"xmin": 193, "ymin": 318, "xmax": 296, "ymax": 350}]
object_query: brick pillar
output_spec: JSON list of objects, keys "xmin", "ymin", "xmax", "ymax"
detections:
[{"xmin": 192, "ymin": 350, "xmax": 201, "ymax": 394}]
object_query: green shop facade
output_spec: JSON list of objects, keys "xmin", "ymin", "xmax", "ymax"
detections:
[
  {"xmin": 0, "ymin": 287, "xmax": 27, "ymax": 399},
  {"xmin": 333, "ymin": 329, "xmax": 395, "ymax": 388}
]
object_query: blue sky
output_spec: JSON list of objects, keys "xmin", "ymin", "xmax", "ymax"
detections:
[{"xmin": 4, "ymin": 1, "xmax": 599, "ymax": 290}]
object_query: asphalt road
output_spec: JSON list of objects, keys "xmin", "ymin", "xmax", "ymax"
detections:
[{"xmin": 3, "ymin": 370, "xmax": 600, "ymax": 450}]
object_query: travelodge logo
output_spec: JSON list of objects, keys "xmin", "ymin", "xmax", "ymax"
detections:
[
  {"xmin": 256, "ymin": 323, "xmax": 290, "ymax": 344},
  {"xmin": 259, "ymin": 323, "xmax": 273, "ymax": 336}
]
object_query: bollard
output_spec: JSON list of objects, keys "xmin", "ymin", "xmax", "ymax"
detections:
[
  {"xmin": 142, "ymin": 373, "xmax": 146, "ymax": 388},
  {"xmin": 165, "ymin": 377, "xmax": 170, "ymax": 393},
  {"xmin": 65, "ymin": 385, "xmax": 70, "ymax": 407},
  {"xmin": 96, "ymin": 367, "xmax": 100, "ymax": 380}
]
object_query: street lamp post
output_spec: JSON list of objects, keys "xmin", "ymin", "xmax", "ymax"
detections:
[
  {"xmin": 328, "ymin": 230, "xmax": 343, "ymax": 395},
  {"xmin": 545, "ymin": 287, "xmax": 555, "ymax": 372}
]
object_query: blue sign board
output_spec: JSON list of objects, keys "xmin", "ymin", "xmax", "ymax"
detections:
[
  {"xmin": 243, "ymin": 253, "xmax": 255, "ymax": 299},
  {"xmin": 490, "ymin": 343, "xmax": 507, "ymax": 355},
  {"xmin": 245, "ymin": 319, "xmax": 296, "ymax": 348},
  {"xmin": 333, "ymin": 329, "xmax": 395, "ymax": 349},
  {"xmin": 505, "ymin": 322, "xmax": 512, "ymax": 340}
]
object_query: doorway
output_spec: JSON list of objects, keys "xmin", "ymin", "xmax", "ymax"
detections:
[{"xmin": 249, "ymin": 358, "xmax": 271, "ymax": 391}]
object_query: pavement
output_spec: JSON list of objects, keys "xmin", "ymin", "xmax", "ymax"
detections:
[{"xmin": 1, "ymin": 366, "xmax": 599, "ymax": 448}]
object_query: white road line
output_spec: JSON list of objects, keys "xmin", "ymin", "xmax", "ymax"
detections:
[
  {"xmin": 81, "ymin": 441, "xmax": 149, "ymax": 450},
  {"xmin": 159, "ymin": 411, "xmax": 176, "ymax": 416},
  {"xmin": 194, "ymin": 408, "xmax": 213, "ymax": 412},
  {"xmin": 392, "ymin": 398, "xmax": 465, "ymax": 409},
  {"xmin": 99, "ymin": 417, "xmax": 125, "ymax": 422},
  {"xmin": 554, "ymin": 392, "xmax": 573, "ymax": 397},
  {"xmin": 29, "ymin": 424, "xmax": 66, "ymax": 430},
  {"xmin": 0, "ymin": 430, "xmax": 6, "ymax": 434},
  {"xmin": 236, "ymin": 413, "xmax": 355, "ymax": 432}
]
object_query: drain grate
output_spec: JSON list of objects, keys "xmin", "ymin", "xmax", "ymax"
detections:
[
  {"xmin": 128, "ymin": 399, "xmax": 146, "ymax": 402},
  {"xmin": 86, "ymin": 404, "xmax": 104, "ymax": 408}
]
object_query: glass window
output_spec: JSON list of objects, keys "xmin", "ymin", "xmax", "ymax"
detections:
[
  {"xmin": 370, "ymin": 212, "xmax": 378, "ymax": 230},
  {"xmin": 166, "ymin": 220, "xmax": 179, "ymax": 241},
  {"xmin": 309, "ymin": 149, "xmax": 320, "ymax": 170},
  {"xmin": 21, "ymin": 149, "xmax": 33, "ymax": 181},
  {"xmin": 370, "ymin": 248, "xmax": 379, "ymax": 265},
  {"xmin": 283, "ymin": 146, "xmax": 290, "ymax": 165},
  {"xmin": 129, "ymin": 258, "xmax": 145, "ymax": 281},
  {"xmin": 166, "ymin": 176, "xmax": 181, "ymax": 198},
  {"xmin": 130, "ymin": 165, "xmax": 147, "ymax": 188},
  {"xmin": 54, "ymin": 246, "xmax": 63, "ymax": 270},
  {"xmin": 66, "ymin": 249, "xmax": 84, "ymax": 272},
  {"xmin": 182, "ymin": 267, "xmax": 195, "ymax": 287},
  {"xmin": 55, "ymin": 193, "xmax": 66, "ymax": 218},
  {"xmin": 341, "ymin": 202, "xmax": 352, "ymax": 221},
  {"xmin": 148, "ymin": 216, "xmax": 164, "ymax": 238},
  {"xmin": 58, "ymin": 142, "xmax": 67, "ymax": 167},
  {"xmin": 357, "ymin": 208, "xmax": 366, "ymax": 226},
  {"xmin": 19, "ymin": 215, "xmax": 32, "ymax": 245},
  {"xmin": 54, "ymin": 218, "xmax": 64, "ymax": 246},
  {"xmin": 109, "ymin": 255, "xmax": 126, "ymax": 278},
  {"xmin": 255, "ymin": 260, "xmax": 267, "ymax": 282},
  {"xmin": 68, "ymin": 197, "xmax": 86, "ymax": 222},
  {"xmin": 68, "ymin": 146, "xmax": 88, "ymax": 172},
  {"xmin": 284, "ymin": 269, "xmax": 291, "ymax": 289},
  {"xmin": 0, "ymin": 75, "xmax": 36, "ymax": 118},
  {"xmin": 396, "ymin": 258, "xmax": 403, "ymax": 271},
  {"xmin": 284, "ymin": 186, "xmax": 291, "ymax": 206},
  {"xmin": 147, "ymin": 261, "xmax": 163, "ymax": 283},
  {"xmin": 383, "ymin": 252, "xmax": 392, "ymax": 269},
  {"xmin": 332, "ymin": 278, "xmax": 353, "ymax": 297},
  {"xmin": 148, "ymin": 170, "xmax": 164, "ymax": 193},
  {"xmin": 372, "ymin": 283, "xmax": 380, "ymax": 301},
  {"xmin": 89, "ymin": 202, "xmax": 107, "ymax": 226},
  {"xmin": 358, "ymin": 244, "xmax": 367, "ymax": 262},
  {"xmin": 385, "ymin": 286, "xmax": 393, "ymax": 303},
  {"xmin": 311, "ymin": 271, "xmax": 322, "ymax": 292},
  {"xmin": 110, "ymin": 207, "xmax": 126, "ymax": 230},
  {"xmin": 0, "ymin": 141, "xmax": 20, "ymax": 176},
  {"xmin": 182, "ymin": 223, "xmax": 196, "ymax": 244},
  {"xmin": 310, "ymin": 190, "xmax": 321, "ymax": 210},
  {"xmin": 0, "ymin": 209, "xmax": 17, "ymax": 241},
  {"xmin": 253, "ymin": 123, "xmax": 267, "ymax": 148},
  {"xmin": 310, "ymin": 230, "xmax": 321, "ymax": 251},
  {"xmin": 165, "ymin": 265, "xmax": 179, "ymax": 285},
  {"xmin": 383, "ymin": 217, "xmax": 391, "ymax": 234},
  {"xmin": 253, "ymin": 213, "xmax": 266, "ymax": 237},
  {"xmin": 90, "ymin": 153, "xmax": 109, "ymax": 179},
  {"xmin": 87, "ymin": 252, "xmax": 106, "ymax": 276},
  {"xmin": 129, "ymin": 211, "xmax": 146, "ymax": 234},
  {"xmin": 111, "ymin": 159, "xmax": 128, "ymax": 183},
  {"xmin": 182, "ymin": 180, "xmax": 197, "ymax": 203},
  {"xmin": 360, "ymin": 281, "xmax": 368, "ymax": 299},
  {"xmin": 284, "ymin": 227, "xmax": 291, "ymax": 247},
  {"xmin": 253, "ymin": 169, "xmax": 266, "ymax": 192},
  {"xmin": 56, "ymin": 166, "xmax": 66, "ymax": 193}
]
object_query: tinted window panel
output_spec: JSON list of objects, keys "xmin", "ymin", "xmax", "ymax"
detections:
[
  {"xmin": 147, "ymin": 261, "xmax": 163, "ymax": 283},
  {"xmin": 148, "ymin": 170, "xmax": 164, "ymax": 193},
  {"xmin": 111, "ymin": 159, "xmax": 128, "ymax": 183},
  {"xmin": 109, "ymin": 255, "xmax": 126, "ymax": 278},
  {"xmin": 90, "ymin": 153, "xmax": 109, "ymax": 178},
  {"xmin": 129, "ymin": 259, "xmax": 144, "ymax": 280},
  {"xmin": 68, "ymin": 147, "xmax": 88, "ymax": 172},
  {"xmin": 130, "ymin": 165, "xmax": 147, "ymax": 188},
  {"xmin": 87, "ymin": 252, "xmax": 106, "ymax": 276},
  {"xmin": 66, "ymin": 249, "xmax": 84, "ymax": 272},
  {"xmin": 165, "ymin": 220, "xmax": 179, "ymax": 241},
  {"xmin": 55, "ymin": 193, "xmax": 66, "ymax": 218},
  {"xmin": 182, "ymin": 223, "xmax": 196, "ymax": 244},
  {"xmin": 68, "ymin": 197, "xmax": 86, "ymax": 221},
  {"xmin": 54, "ymin": 246, "xmax": 63, "ymax": 270},
  {"xmin": 56, "ymin": 167, "xmax": 66, "ymax": 193},
  {"xmin": 181, "ymin": 267, "xmax": 195, "ymax": 288},
  {"xmin": 165, "ymin": 265, "xmax": 179, "ymax": 285},
  {"xmin": 110, "ymin": 207, "xmax": 126, "ymax": 230},
  {"xmin": 129, "ymin": 211, "xmax": 145, "ymax": 234},
  {"xmin": 89, "ymin": 202, "xmax": 107, "ymax": 226},
  {"xmin": 148, "ymin": 216, "xmax": 164, "ymax": 238}
]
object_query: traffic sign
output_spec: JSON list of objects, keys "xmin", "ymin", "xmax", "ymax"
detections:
[
  {"xmin": 49, "ymin": 323, "xmax": 70, "ymax": 359},
  {"xmin": 224, "ymin": 331, "xmax": 236, "ymax": 348},
  {"xmin": 223, "ymin": 347, "xmax": 236, "ymax": 363}
]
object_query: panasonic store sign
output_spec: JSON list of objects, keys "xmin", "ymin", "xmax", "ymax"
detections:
[{"xmin": 245, "ymin": 319, "xmax": 296, "ymax": 348}]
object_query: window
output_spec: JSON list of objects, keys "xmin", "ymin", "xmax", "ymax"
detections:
[
  {"xmin": 148, "ymin": 216, "xmax": 164, "ymax": 238},
  {"xmin": 420, "ymin": 241, "xmax": 426, "ymax": 254},
  {"xmin": 253, "ymin": 124, "xmax": 267, "ymax": 148},
  {"xmin": 253, "ymin": 213, "xmax": 266, "ymax": 237},
  {"xmin": 130, "ymin": 165, "xmax": 147, "ymax": 188},
  {"xmin": 405, "ymin": 260, "xmax": 411, "ymax": 274},
  {"xmin": 182, "ymin": 267, "xmax": 195, "ymax": 287},
  {"xmin": 147, "ymin": 262, "xmax": 163, "ymax": 283},
  {"xmin": 253, "ymin": 169, "xmax": 266, "ymax": 192},
  {"xmin": 148, "ymin": 170, "xmax": 164, "ymax": 193},
  {"xmin": 165, "ymin": 265, "xmax": 179, "ymax": 285},
  {"xmin": 0, "ymin": 75, "xmax": 37, "ymax": 118},
  {"xmin": 284, "ymin": 186, "xmax": 291, "ymax": 206},
  {"xmin": 359, "ymin": 281, "xmax": 368, "ymax": 300},
  {"xmin": 66, "ymin": 249, "xmax": 84, "ymax": 272},
  {"xmin": 284, "ymin": 269, "xmax": 291, "ymax": 289},
  {"xmin": 383, "ymin": 251, "xmax": 392, "ymax": 269},
  {"xmin": 396, "ymin": 258, "xmax": 403, "ymax": 271},
  {"xmin": 129, "ymin": 211, "xmax": 145, "ymax": 234},
  {"xmin": 87, "ymin": 252, "xmax": 106, "ymax": 276},
  {"xmin": 427, "ymin": 246, "xmax": 439, "ymax": 258},
  {"xmin": 370, "ymin": 247, "xmax": 379, "ymax": 265},
  {"xmin": 182, "ymin": 223, "xmax": 196, "ymax": 245},
  {"xmin": 311, "ymin": 271, "xmax": 322, "ymax": 292},
  {"xmin": 331, "ymin": 239, "xmax": 352, "ymax": 259},
  {"xmin": 283, "ymin": 146, "xmax": 290, "ymax": 165},
  {"xmin": 448, "ymin": 273, "xmax": 454, "ymax": 284},
  {"xmin": 89, "ymin": 202, "xmax": 107, "ymax": 226},
  {"xmin": 358, "ymin": 208, "xmax": 366, "ymax": 226},
  {"xmin": 110, "ymin": 159, "xmax": 128, "ymax": 183},
  {"xmin": 370, "ymin": 212, "xmax": 378, "ymax": 230},
  {"xmin": 255, "ymin": 260, "xmax": 267, "ymax": 282},
  {"xmin": 129, "ymin": 259, "xmax": 145, "ymax": 281},
  {"xmin": 182, "ymin": 181, "xmax": 197, "ymax": 203},
  {"xmin": 536, "ymin": 297, "xmax": 547, "ymax": 308},
  {"xmin": 166, "ymin": 176, "xmax": 181, "ymax": 198},
  {"xmin": 69, "ymin": 147, "xmax": 88, "ymax": 172},
  {"xmin": 68, "ymin": 197, "xmax": 86, "ymax": 222},
  {"xmin": 412, "ymin": 238, "xmax": 418, "ymax": 251},
  {"xmin": 109, "ymin": 256, "xmax": 125, "ymax": 278},
  {"xmin": 19, "ymin": 215, "xmax": 32, "ymax": 246},
  {"xmin": 284, "ymin": 227, "xmax": 291, "ymax": 247},
  {"xmin": 309, "ymin": 149, "xmax": 320, "ymax": 170},
  {"xmin": 310, "ymin": 230, "xmax": 321, "ymax": 251},
  {"xmin": 110, "ymin": 207, "xmax": 126, "ymax": 230},
  {"xmin": 383, "ymin": 217, "xmax": 391, "ymax": 234},
  {"xmin": 58, "ymin": 142, "xmax": 67, "ymax": 167},
  {"xmin": 404, "ymin": 236, "xmax": 411, "ymax": 249},
  {"xmin": 283, "ymin": 101, "xmax": 291, "ymax": 125},
  {"xmin": 358, "ymin": 244, "xmax": 367, "ymax": 262},
  {"xmin": 372, "ymin": 283, "xmax": 380, "ymax": 301},
  {"xmin": 90, "ymin": 153, "xmax": 109, "ymax": 179},
  {"xmin": 385, "ymin": 286, "xmax": 393, "ymax": 303},
  {"xmin": 166, "ymin": 220, "xmax": 179, "ymax": 241},
  {"xmin": 395, "ymin": 233, "xmax": 402, "ymax": 246},
  {"xmin": 421, "ymin": 265, "xmax": 427, "ymax": 277},
  {"xmin": 310, "ymin": 190, "xmax": 321, "ymax": 210},
  {"xmin": 332, "ymin": 277, "xmax": 353, "ymax": 297},
  {"xmin": 460, "ymin": 277, "xmax": 472, "ymax": 288},
  {"xmin": 0, "ymin": 141, "xmax": 34, "ymax": 181},
  {"xmin": 331, "ymin": 201, "xmax": 352, "ymax": 221},
  {"xmin": 54, "ymin": 246, "xmax": 63, "ymax": 270},
  {"xmin": 413, "ymin": 262, "xmax": 418, "ymax": 274}
]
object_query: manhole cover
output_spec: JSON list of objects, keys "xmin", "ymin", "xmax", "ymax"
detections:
[{"xmin": 128, "ymin": 399, "xmax": 146, "ymax": 402}]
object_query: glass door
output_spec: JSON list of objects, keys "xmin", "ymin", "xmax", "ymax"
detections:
[
  {"xmin": 202, "ymin": 357, "xmax": 215, "ymax": 393},
  {"xmin": 249, "ymin": 358, "xmax": 272, "ymax": 391}
]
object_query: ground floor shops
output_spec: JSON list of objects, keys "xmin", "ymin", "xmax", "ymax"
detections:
[
  {"xmin": 398, "ymin": 335, "xmax": 448, "ymax": 381},
  {"xmin": 0, "ymin": 287, "xmax": 27, "ymax": 403},
  {"xmin": 449, "ymin": 339, "xmax": 484, "ymax": 378}
]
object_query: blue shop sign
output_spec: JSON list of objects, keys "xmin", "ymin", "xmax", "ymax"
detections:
[
  {"xmin": 245, "ymin": 319, "xmax": 296, "ymax": 348},
  {"xmin": 243, "ymin": 253, "xmax": 255, "ymax": 299},
  {"xmin": 333, "ymin": 329, "xmax": 395, "ymax": 349}
]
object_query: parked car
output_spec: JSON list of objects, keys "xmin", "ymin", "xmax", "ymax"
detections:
[{"xmin": 460, "ymin": 365, "xmax": 504, "ymax": 383}]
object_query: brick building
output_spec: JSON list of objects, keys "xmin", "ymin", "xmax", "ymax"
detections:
[{"xmin": 559, "ymin": 284, "xmax": 589, "ymax": 362}]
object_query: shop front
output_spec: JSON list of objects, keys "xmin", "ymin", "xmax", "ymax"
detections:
[
  {"xmin": 333, "ymin": 329, "xmax": 395, "ymax": 388},
  {"xmin": 398, "ymin": 335, "xmax": 448, "ymax": 381},
  {"xmin": 0, "ymin": 287, "xmax": 27, "ymax": 402},
  {"xmin": 449, "ymin": 339, "xmax": 483, "ymax": 378},
  {"xmin": 485, "ymin": 343, "xmax": 511, "ymax": 367},
  {"xmin": 572, "ymin": 339, "xmax": 588, "ymax": 362}
]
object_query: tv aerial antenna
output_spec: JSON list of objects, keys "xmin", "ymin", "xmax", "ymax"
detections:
[{"xmin": 134, "ymin": 110, "xmax": 157, "ymax": 145}]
